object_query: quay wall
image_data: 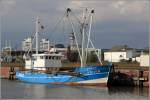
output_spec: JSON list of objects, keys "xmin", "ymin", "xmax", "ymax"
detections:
[
  {"xmin": 0, "ymin": 67, "xmax": 10, "ymax": 78},
  {"xmin": 0, "ymin": 65, "xmax": 149, "ymax": 87},
  {"xmin": 115, "ymin": 69, "xmax": 149, "ymax": 87},
  {"xmin": 0, "ymin": 67, "xmax": 20, "ymax": 78}
]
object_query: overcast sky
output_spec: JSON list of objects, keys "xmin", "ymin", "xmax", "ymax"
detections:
[{"xmin": 1, "ymin": 0, "xmax": 149, "ymax": 50}]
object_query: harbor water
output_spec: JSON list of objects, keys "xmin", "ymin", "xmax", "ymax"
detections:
[{"xmin": 1, "ymin": 79, "xmax": 149, "ymax": 99}]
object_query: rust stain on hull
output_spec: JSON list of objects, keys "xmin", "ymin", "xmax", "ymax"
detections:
[{"xmin": 50, "ymin": 82, "xmax": 107, "ymax": 87}]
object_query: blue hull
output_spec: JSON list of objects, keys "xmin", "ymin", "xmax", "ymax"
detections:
[{"xmin": 16, "ymin": 65, "xmax": 111, "ymax": 84}]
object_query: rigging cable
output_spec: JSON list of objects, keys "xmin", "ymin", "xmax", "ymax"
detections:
[{"xmin": 48, "ymin": 13, "xmax": 66, "ymax": 43}]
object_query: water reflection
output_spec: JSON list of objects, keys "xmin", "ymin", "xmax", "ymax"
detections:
[
  {"xmin": 1, "ymin": 79, "xmax": 149, "ymax": 99},
  {"xmin": 108, "ymin": 86, "xmax": 149, "ymax": 97}
]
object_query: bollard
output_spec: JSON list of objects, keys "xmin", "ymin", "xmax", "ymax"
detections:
[
  {"xmin": 139, "ymin": 70, "xmax": 143, "ymax": 87},
  {"xmin": 9, "ymin": 67, "xmax": 15, "ymax": 80}
]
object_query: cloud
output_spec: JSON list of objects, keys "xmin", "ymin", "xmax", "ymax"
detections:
[
  {"xmin": 66, "ymin": 0, "xmax": 149, "ymax": 22},
  {"xmin": 1, "ymin": 0, "xmax": 149, "ymax": 49},
  {"xmin": 68, "ymin": 0, "xmax": 84, "ymax": 9},
  {"xmin": 111, "ymin": 1, "xmax": 126, "ymax": 14},
  {"xmin": 65, "ymin": 0, "xmax": 149, "ymax": 48},
  {"xmin": 111, "ymin": 0, "xmax": 148, "ymax": 15},
  {"xmin": 0, "ymin": 0, "xmax": 16, "ymax": 16}
]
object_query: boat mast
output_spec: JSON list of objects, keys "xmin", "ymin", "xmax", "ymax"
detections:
[
  {"xmin": 85, "ymin": 9, "xmax": 94, "ymax": 64},
  {"xmin": 36, "ymin": 16, "xmax": 39, "ymax": 54},
  {"xmin": 67, "ymin": 8, "xmax": 101, "ymax": 67},
  {"xmin": 66, "ymin": 8, "xmax": 82, "ymax": 65},
  {"xmin": 85, "ymin": 9, "xmax": 103, "ymax": 65},
  {"xmin": 81, "ymin": 8, "xmax": 88, "ymax": 67}
]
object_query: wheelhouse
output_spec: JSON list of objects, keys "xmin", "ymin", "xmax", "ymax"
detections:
[{"xmin": 25, "ymin": 53, "xmax": 63, "ymax": 70}]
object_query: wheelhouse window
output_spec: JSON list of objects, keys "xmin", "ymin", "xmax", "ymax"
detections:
[
  {"xmin": 33, "ymin": 56, "xmax": 37, "ymax": 60},
  {"xmin": 57, "ymin": 56, "xmax": 60, "ymax": 60},
  {"xmin": 40, "ymin": 56, "xmax": 44, "ymax": 59},
  {"xmin": 55, "ymin": 56, "xmax": 57, "ymax": 60},
  {"xmin": 51, "ymin": 56, "xmax": 54, "ymax": 59},
  {"xmin": 58, "ymin": 57, "xmax": 61, "ymax": 60},
  {"xmin": 49, "ymin": 56, "xmax": 52, "ymax": 59},
  {"xmin": 46, "ymin": 56, "xmax": 48, "ymax": 59},
  {"xmin": 44, "ymin": 56, "xmax": 61, "ymax": 60}
]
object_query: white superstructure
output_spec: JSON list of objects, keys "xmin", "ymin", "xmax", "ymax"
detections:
[{"xmin": 25, "ymin": 53, "xmax": 62, "ymax": 70}]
